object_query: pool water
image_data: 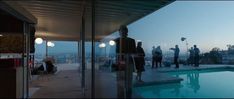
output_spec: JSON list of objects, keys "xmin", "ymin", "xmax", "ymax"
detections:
[{"xmin": 134, "ymin": 70, "xmax": 234, "ymax": 98}]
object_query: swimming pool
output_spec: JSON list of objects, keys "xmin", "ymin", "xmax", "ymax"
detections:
[{"xmin": 134, "ymin": 69, "xmax": 234, "ymax": 98}]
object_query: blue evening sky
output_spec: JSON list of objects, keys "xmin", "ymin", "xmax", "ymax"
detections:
[{"xmin": 36, "ymin": 1, "xmax": 234, "ymax": 55}]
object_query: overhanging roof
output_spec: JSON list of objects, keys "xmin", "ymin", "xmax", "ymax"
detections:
[
  {"xmin": 3, "ymin": 0, "xmax": 175, "ymax": 41},
  {"xmin": 0, "ymin": 1, "xmax": 37, "ymax": 24}
]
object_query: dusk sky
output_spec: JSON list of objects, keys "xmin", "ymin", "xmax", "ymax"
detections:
[{"xmin": 36, "ymin": 1, "xmax": 234, "ymax": 55}]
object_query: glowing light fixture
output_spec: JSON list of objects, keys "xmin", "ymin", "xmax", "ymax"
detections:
[
  {"xmin": 35, "ymin": 38, "xmax": 43, "ymax": 44},
  {"xmin": 109, "ymin": 40, "xmax": 115, "ymax": 46},
  {"xmin": 99, "ymin": 43, "xmax": 106, "ymax": 48},
  {"xmin": 0, "ymin": 34, "xmax": 3, "ymax": 36},
  {"xmin": 47, "ymin": 41, "xmax": 55, "ymax": 47},
  {"xmin": 51, "ymin": 42, "xmax": 55, "ymax": 47}
]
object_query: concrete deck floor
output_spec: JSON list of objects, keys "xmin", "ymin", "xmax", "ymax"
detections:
[{"xmin": 29, "ymin": 64, "xmax": 234, "ymax": 98}]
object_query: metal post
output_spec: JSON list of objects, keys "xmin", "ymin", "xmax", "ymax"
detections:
[
  {"xmin": 22, "ymin": 22, "xmax": 26, "ymax": 98},
  {"xmin": 32, "ymin": 54, "xmax": 35, "ymax": 69},
  {"xmin": 81, "ymin": 10, "xmax": 86, "ymax": 97},
  {"xmin": 46, "ymin": 40, "xmax": 48, "ymax": 58},
  {"xmin": 23, "ymin": 22, "xmax": 30, "ymax": 98},
  {"xmin": 105, "ymin": 46, "xmax": 106, "ymax": 58},
  {"xmin": 77, "ymin": 41, "xmax": 80, "ymax": 69},
  {"xmin": 91, "ymin": 0, "xmax": 96, "ymax": 98},
  {"xmin": 26, "ymin": 24, "xmax": 30, "ymax": 98},
  {"xmin": 26, "ymin": 24, "xmax": 30, "ymax": 97}
]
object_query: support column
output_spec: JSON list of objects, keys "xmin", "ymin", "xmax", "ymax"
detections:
[
  {"xmin": 77, "ymin": 41, "xmax": 80, "ymax": 68},
  {"xmin": 81, "ymin": 11, "xmax": 86, "ymax": 97},
  {"xmin": 45, "ymin": 40, "xmax": 48, "ymax": 58},
  {"xmin": 26, "ymin": 23, "xmax": 30, "ymax": 98},
  {"xmin": 91, "ymin": 0, "xmax": 96, "ymax": 98},
  {"xmin": 22, "ymin": 22, "xmax": 26, "ymax": 98},
  {"xmin": 23, "ymin": 22, "xmax": 30, "ymax": 98}
]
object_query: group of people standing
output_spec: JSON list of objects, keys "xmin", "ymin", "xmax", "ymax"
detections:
[
  {"xmin": 188, "ymin": 45, "xmax": 200, "ymax": 67},
  {"xmin": 151, "ymin": 44, "xmax": 200, "ymax": 69},
  {"xmin": 151, "ymin": 44, "xmax": 180, "ymax": 68},
  {"xmin": 152, "ymin": 46, "xmax": 163, "ymax": 68}
]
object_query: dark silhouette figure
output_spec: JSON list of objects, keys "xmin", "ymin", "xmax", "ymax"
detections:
[
  {"xmin": 45, "ymin": 60, "xmax": 56, "ymax": 74},
  {"xmin": 152, "ymin": 46, "xmax": 156, "ymax": 68},
  {"xmin": 194, "ymin": 45, "xmax": 200, "ymax": 67},
  {"xmin": 155, "ymin": 46, "xmax": 163, "ymax": 68},
  {"xmin": 170, "ymin": 45, "xmax": 180, "ymax": 68},
  {"xmin": 188, "ymin": 47, "xmax": 194, "ymax": 66},
  {"xmin": 115, "ymin": 25, "xmax": 136, "ymax": 98},
  {"xmin": 135, "ymin": 42, "xmax": 145, "ymax": 82}
]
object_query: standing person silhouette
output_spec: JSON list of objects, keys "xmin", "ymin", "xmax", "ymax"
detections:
[
  {"xmin": 194, "ymin": 45, "xmax": 200, "ymax": 67},
  {"xmin": 170, "ymin": 45, "xmax": 180, "ymax": 68},
  {"xmin": 155, "ymin": 46, "xmax": 163, "ymax": 68},
  {"xmin": 152, "ymin": 46, "xmax": 156, "ymax": 68},
  {"xmin": 135, "ymin": 42, "xmax": 145, "ymax": 82},
  {"xmin": 188, "ymin": 47, "xmax": 195, "ymax": 66},
  {"xmin": 115, "ymin": 25, "xmax": 136, "ymax": 98}
]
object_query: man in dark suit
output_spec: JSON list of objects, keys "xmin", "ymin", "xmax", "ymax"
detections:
[
  {"xmin": 115, "ymin": 25, "xmax": 136, "ymax": 98},
  {"xmin": 170, "ymin": 45, "xmax": 180, "ymax": 68}
]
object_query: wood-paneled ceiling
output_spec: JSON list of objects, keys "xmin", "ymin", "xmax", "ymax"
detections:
[{"xmin": 14, "ymin": 0, "xmax": 174, "ymax": 41}]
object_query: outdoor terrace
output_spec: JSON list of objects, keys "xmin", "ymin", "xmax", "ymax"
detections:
[{"xmin": 29, "ymin": 63, "xmax": 234, "ymax": 98}]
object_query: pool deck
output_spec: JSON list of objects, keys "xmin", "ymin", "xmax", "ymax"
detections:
[{"xmin": 29, "ymin": 64, "xmax": 234, "ymax": 98}]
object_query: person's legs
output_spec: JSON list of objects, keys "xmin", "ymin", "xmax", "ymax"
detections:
[
  {"xmin": 136, "ymin": 70, "xmax": 139, "ymax": 80},
  {"xmin": 174, "ymin": 56, "xmax": 179, "ymax": 68},
  {"xmin": 176, "ymin": 58, "xmax": 179, "ymax": 68},
  {"xmin": 152, "ymin": 56, "xmax": 154, "ymax": 68},
  {"xmin": 154, "ymin": 57, "xmax": 157, "ymax": 68},
  {"xmin": 193, "ymin": 56, "xmax": 195, "ymax": 66},
  {"xmin": 116, "ymin": 71, "xmax": 125, "ymax": 98},
  {"xmin": 139, "ymin": 72, "xmax": 143, "ymax": 82},
  {"xmin": 197, "ymin": 56, "xmax": 199, "ymax": 67},
  {"xmin": 194, "ymin": 56, "xmax": 199, "ymax": 67},
  {"xmin": 159, "ymin": 57, "xmax": 162, "ymax": 67},
  {"xmin": 136, "ymin": 71, "xmax": 140, "ymax": 81},
  {"xmin": 188, "ymin": 57, "xmax": 191, "ymax": 65},
  {"xmin": 155, "ymin": 57, "xmax": 158, "ymax": 68},
  {"xmin": 136, "ymin": 71, "xmax": 143, "ymax": 82},
  {"xmin": 194, "ymin": 57, "xmax": 196, "ymax": 66},
  {"xmin": 125, "ymin": 64, "xmax": 133, "ymax": 98},
  {"xmin": 174, "ymin": 57, "xmax": 176, "ymax": 68}
]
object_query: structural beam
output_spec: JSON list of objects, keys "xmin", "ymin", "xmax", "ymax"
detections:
[{"xmin": 0, "ymin": 1, "xmax": 37, "ymax": 24}]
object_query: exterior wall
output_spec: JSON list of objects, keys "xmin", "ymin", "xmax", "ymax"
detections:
[
  {"xmin": 0, "ymin": 8, "xmax": 31, "ymax": 98},
  {"xmin": 0, "ymin": 59, "xmax": 24, "ymax": 98},
  {"xmin": 16, "ymin": 67, "xmax": 24, "ymax": 98}
]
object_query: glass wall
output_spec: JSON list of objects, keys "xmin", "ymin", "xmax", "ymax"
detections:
[{"xmin": 35, "ymin": 41, "xmax": 79, "ymax": 64}]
